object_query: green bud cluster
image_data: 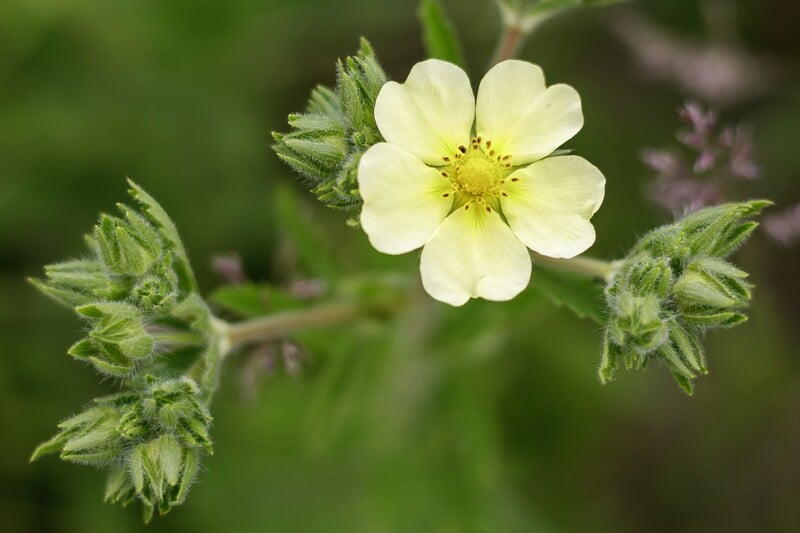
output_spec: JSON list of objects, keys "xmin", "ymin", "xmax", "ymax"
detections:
[
  {"xmin": 600, "ymin": 200, "xmax": 770, "ymax": 394},
  {"xmin": 30, "ymin": 180, "xmax": 198, "ymax": 377},
  {"xmin": 272, "ymin": 38, "xmax": 387, "ymax": 212},
  {"xmin": 31, "ymin": 377, "xmax": 212, "ymax": 522},
  {"xmin": 31, "ymin": 181, "xmax": 219, "ymax": 520}
]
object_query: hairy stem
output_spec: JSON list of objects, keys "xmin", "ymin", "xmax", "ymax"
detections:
[
  {"xmin": 217, "ymin": 298, "xmax": 404, "ymax": 351},
  {"xmin": 533, "ymin": 253, "xmax": 623, "ymax": 282}
]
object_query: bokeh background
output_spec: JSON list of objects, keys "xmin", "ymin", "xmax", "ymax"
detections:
[{"xmin": 2, "ymin": 0, "xmax": 800, "ymax": 531}]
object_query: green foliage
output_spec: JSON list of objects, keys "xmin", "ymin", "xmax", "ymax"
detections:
[
  {"xmin": 211, "ymin": 284, "xmax": 303, "ymax": 318},
  {"xmin": 531, "ymin": 266, "xmax": 605, "ymax": 324},
  {"xmin": 418, "ymin": 0, "xmax": 467, "ymax": 68},
  {"xmin": 600, "ymin": 201, "xmax": 770, "ymax": 394},
  {"xmin": 273, "ymin": 38, "xmax": 387, "ymax": 212}
]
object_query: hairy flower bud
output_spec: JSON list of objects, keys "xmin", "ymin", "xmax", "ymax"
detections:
[
  {"xmin": 273, "ymin": 38, "xmax": 387, "ymax": 211},
  {"xmin": 68, "ymin": 302, "xmax": 155, "ymax": 377},
  {"xmin": 95, "ymin": 209, "xmax": 163, "ymax": 277},
  {"xmin": 32, "ymin": 377, "xmax": 212, "ymax": 521},
  {"xmin": 674, "ymin": 257, "xmax": 751, "ymax": 326},
  {"xmin": 28, "ymin": 259, "xmax": 120, "ymax": 308},
  {"xmin": 30, "ymin": 405, "xmax": 122, "ymax": 465},
  {"xmin": 600, "ymin": 200, "xmax": 768, "ymax": 393},
  {"xmin": 608, "ymin": 291, "xmax": 668, "ymax": 354}
]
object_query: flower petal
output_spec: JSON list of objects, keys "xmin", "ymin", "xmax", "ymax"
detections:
[
  {"xmin": 420, "ymin": 204, "xmax": 532, "ymax": 306},
  {"xmin": 500, "ymin": 156, "xmax": 605, "ymax": 258},
  {"xmin": 476, "ymin": 60, "xmax": 583, "ymax": 165},
  {"xmin": 374, "ymin": 59, "xmax": 474, "ymax": 166},
  {"xmin": 359, "ymin": 142, "xmax": 454, "ymax": 255}
]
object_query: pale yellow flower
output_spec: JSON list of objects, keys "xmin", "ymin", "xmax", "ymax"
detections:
[{"xmin": 358, "ymin": 59, "xmax": 605, "ymax": 306}]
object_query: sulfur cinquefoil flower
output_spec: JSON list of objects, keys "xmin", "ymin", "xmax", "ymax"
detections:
[{"xmin": 358, "ymin": 59, "xmax": 606, "ymax": 306}]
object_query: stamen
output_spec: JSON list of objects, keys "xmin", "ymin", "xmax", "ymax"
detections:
[
  {"xmin": 485, "ymin": 206, "xmax": 492, "ymax": 212},
  {"xmin": 458, "ymin": 145, "xmax": 467, "ymax": 154},
  {"xmin": 443, "ymin": 156, "xmax": 450, "ymax": 162},
  {"xmin": 441, "ymin": 171, "xmax": 449, "ymax": 177}
]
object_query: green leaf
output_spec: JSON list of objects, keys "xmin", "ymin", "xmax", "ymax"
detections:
[
  {"xmin": 418, "ymin": 0, "xmax": 467, "ymax": 68},
  {"xmin": 531, "ymin": 265, "xmax": 605, "ymax": 323},
  {"xmin": 210, "ymin": 283, "xmax": 303, "ymax": 319},
  {"xmin": 273, "ymin": 186, "xmax": 338, "ymax": 280}
]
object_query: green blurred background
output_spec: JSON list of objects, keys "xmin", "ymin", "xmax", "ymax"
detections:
[{"xmin": 2, "ymin": 0, "xmax": 800, "ymax": 531}]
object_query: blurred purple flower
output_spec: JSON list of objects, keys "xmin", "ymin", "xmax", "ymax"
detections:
[
  {"xmin": 720, "ymin": 126, "xmax": 759, "ymax": 180},
  {"xmin": 644, "ymin": 102, "xmax": 759, "ymax": 214},
  {"xmin": 764, "ymin": 205, "xmax": 800, "ymax": 246},
  {"xmin": 211, "ymin": 253, "xmax": 246, "ymax": 285}
]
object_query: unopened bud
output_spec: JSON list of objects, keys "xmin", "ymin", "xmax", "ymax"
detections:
[
  {"xmin": 609, "ymin": 292, "xmax": 668, "ymax": 354},
  {"xmin": 95, "ymin": 211, "xmax": 162, "ymax": 276},
  {"xmin": 70, "ymin": 302, "xmax": 155, "ymax": 377}
]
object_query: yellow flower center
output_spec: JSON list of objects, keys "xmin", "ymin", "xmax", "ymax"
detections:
[
  {"xmin": 455, "ymin": 155, "xmax": 498, "ymax": 198},
  {"xmin": 440, "ymin": 138, "xmax": 515, "ymax": 209}
]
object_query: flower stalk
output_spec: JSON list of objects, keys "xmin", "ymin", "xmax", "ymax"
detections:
[
  {"xmin": 491, "ymin": 24, "xmax": 527, "ymax": 65},
  {"xmin": 533, "ymin": 253, "xmax": 623, "ymax": 282}
]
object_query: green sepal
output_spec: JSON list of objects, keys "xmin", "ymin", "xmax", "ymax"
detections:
[
  {"xmin": 28, "ymin": 259, "xmax": 111, "ymax": 308},
  {"xmin": 669, "ymin": 323, "xmax": 707, "ymax": 374},
  {"xmin": 127, "ymin": 178, "xmax": 198, "ymax": 295},
  {"xmin": 681, "ymin": 310, "xmax": 748, "ymax": 328},
  {"xmin": 105, "ymin": 466, "xmax": 136, "ymax": 505},
  {"xmin": 30, "ymin": 432, "xmax": 71, "ymax": 462},
  {"xmin": 158, "ymin": 435, "xmax": 182, "ymax": 486},
  {"xmin": 598, "ymin": 331, "xmax": 621, "ymax": 385},
  {"xmin": 173, "ymin": 449, "xmax": 200, "ymax": 505}
]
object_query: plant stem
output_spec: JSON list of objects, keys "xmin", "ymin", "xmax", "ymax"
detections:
[
  {"xmin": 533, "ymin": 253, "xmax": 623, "ymax": 282},
  {"xmin": 217, "ymin": 299, "xmax": 404, "ymax": 351},
  {"xmin": 490, "ymin": 24, "xmax": 526, "ymax": 65}
]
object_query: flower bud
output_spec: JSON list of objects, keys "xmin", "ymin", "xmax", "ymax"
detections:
[
  {"xmin": 609, "ymin": 291, "xmax": 668, "ymax": 355},
  {"xmin": 70, "ymin": 302, "xmax": 155, "ymax": 376},
  {"xmin": 30, "ymin": 405, "xmax": 121, "ymax": 465},
  {"xmin": 601, "ymin": 201, "xmax": 767, "ymax": 393},
  {"xmin": 29, "ymin": 259, "xmax": 114, "ymax": 308},
  {"xmin": 674, "ymin": 257, "xmax": 751, "ymax": 327},
  {"xmin": 131, "ymin": 254, "xmax": 180, "ymax": 314},
  {"xmin": 273, "ymin": 38, "xmax": 387, "ymax": 211},
  {"xmin": 623, "ymin": 254, "xmax": 673, "ymax": 298},
  {"xmin": 94, "ymin": 210, "xmax": 162, "ymax": 277}
]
